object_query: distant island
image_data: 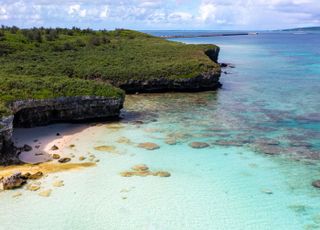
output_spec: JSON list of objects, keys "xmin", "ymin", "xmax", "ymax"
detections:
[
  {"xmin": 282, "ymin": 26, "xmax": 320, "ymax": 31},
  {"xmin": 0, "ymin": 27, "xmax": 221, "ymax": 164}
]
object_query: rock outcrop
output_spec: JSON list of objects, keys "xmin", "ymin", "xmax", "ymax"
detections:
[
  {"xmin": 113, "ymin": 47, "xmax": 221, "ymax": 93},
  {"xmin": 0, "ymin": 96, "xmax": 124, "ymax": 165},
  {"xmin": 114, "ymin": 71, "xmax": 221, "ymax": 94}
]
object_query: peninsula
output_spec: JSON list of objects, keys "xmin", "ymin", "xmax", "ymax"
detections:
[{"xmin": 0, "ymin": 27, "xmax": 221, "ymax": 164}]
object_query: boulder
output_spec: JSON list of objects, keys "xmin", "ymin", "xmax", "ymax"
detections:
[
  {"xmin": 79, "ymin": 156, "xmax": 86, "ymax": 161},
  {"xmin": 58, "ymin": 157, "xmax": 71, "ymax": 163},
  {"xmin": 0, "ymin": 173, "xmax": 27, "ymax": 190},
  {"xmin": 51, "ymin": 145, "xmax": 59, "ymax": 151},
  {"xmin": 189, "ymin": 142, "xmax": 209, "ymax": 149},
  {"xmin": 22, "ymin": 144, "xmax": 33, "ymax": 152},
  {"xmin": 138, "ymin": 142, "xmax": 160, "ymax": 150},
  {"xmin": 52, "ymin": 153, "xmax": 60, "ymax": 159},
  {"xmin": 28, "ymin": 171, "xmax": 43, "ymax": 180}
]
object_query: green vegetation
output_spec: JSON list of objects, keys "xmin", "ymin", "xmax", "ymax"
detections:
[
  {"xmin": 0, "ymin": 74, "xmax": 124, "ymax": 117},
  {"xmin": 0, "ymin": 26, "xmax": 220, "ymax": 118}
]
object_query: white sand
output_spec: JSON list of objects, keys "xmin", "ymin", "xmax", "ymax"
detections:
[{"xmin": 13, "ymin": 123, "xmax": 89, "ymax": 164}]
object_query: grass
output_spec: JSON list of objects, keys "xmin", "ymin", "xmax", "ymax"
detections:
[{"xmin": 0, "ymin": 27, "xmax": 220, "ymax": 118}]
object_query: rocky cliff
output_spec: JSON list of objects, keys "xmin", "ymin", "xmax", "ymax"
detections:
[
  {"xmin": 0, "ymin": 96, "xmax": 124, "ymax": 165},
  {"xmin": 114, "ymin": 70, "xmax": 221, "ymax": 93},
  {"xmin": 114, "ymin": 47, "xmax": 221, "ymax": 93}
]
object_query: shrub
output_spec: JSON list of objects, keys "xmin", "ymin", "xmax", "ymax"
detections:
[
  {"xmin": 101, "ymin": 36, "xmax": 111, "ymax": 44},
  {"xmin": 0, "ymin": 44, "xmax": 14, "ymax": 56},
  {"xmin": 10, "ymin": 26, "xmax": 19, "ymax": 34},
  {"xmin": 46, "ymin": 29, "xmax": 59, "ymax": 41},
  {"xmin": 75, "ymin": 39, "xmax": 86, "ymax": 47},
  {"xmin": 88, "ymin": 36, "xmax": 101, "ymax": 46},
  {"xmin": 22, "ymin": 29, "xmax": 42, "ymax": 42}
]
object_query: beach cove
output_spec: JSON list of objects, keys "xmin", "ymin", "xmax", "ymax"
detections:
[{"xmin": 0, "ymin": 31, "xmax": 320, "ymax": 229}]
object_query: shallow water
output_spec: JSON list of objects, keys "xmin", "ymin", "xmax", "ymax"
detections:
[{"xmin": 1, "ymin": 32, "xmax": 320, "ymax": 229}]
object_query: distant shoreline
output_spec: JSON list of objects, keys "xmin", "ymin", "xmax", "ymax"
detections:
[{"xmin": 159, "ymin": 32, "xmax": 254, "ymax": 39}]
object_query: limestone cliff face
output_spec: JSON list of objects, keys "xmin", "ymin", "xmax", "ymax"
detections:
[
  {"xmin": 114, "ymin": 70, "xmax": 221, "ymax": 93},
  {"xmin": 113, "ymin": 47, "xmax": 221, "ymax": 93},
  {"xmin": 0, "ymin": 96, "xmax": 124, "ymax": 164}
]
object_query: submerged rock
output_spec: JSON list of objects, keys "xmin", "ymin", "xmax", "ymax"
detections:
[
  {"xmin": 254, "ymin": 138, "xmax": 280, "ymax": 146},
  {"xmin": 0, "ymin": 173, "xmax": 27, "ymax": 190},
  {"xmin": 138, "ymin": 142, "xmax": 160, "ymax": 150},
  {"xmin": 214, "ymin": 140, "xmax": 243, "ymax": 147},
  {"xmin": 52, "ymin": 180, "xmax": 64, "ymax": 187},
  {"xmin": 312, "ymin": 180, "xmax": 320, "ymax": 188},
  {"xmin": 189, "ymin": 142, "xmax": 209, "ymax": 149},
  {"xmin": 116, "ymin": 137, "xmax": 134, "ymax": 145},
  {"xmin": 27, "ymin": 183, "xmax": 41, "ymax": 191},
  {"xmin": 131, "ymin": 164, "xmax": 149, "ymax": 172},
  {"xmin": 290, "ymin": 142, "xmax": 313, "ymax": 148},
  {"xmin": 261, "ymin": 189, "xmax": 273, "ymax": 194},
  {"xmin": 120, "ymin": 164, "xmax": 171, "ymax": 178},
  {"xmin": 12, "ymin": 192, "xmax": 22, "ymax": 198},
  {"xmin": 58, "ymin": 157, "xmax": 71, "ymax": 163},
  {"xmin": 255, "ymin": 145, "xmax": 283, "ymax": 155},
  {"xmin": 154, "ymin": 171, "xmax": 171, "ymax": 177},
  {"xmin": 38, "ymin": 189, "xmax": 52, "ymax": 197},
  {"xmin": 165, "ymin": 138, "xmax": 177, "ymax": 145},
  {"xmin": 94, "ymin": 145, "xmax": 116, "ymax": 152}
]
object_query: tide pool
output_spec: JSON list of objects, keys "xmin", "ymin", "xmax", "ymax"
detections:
[{"xmin": 1, "ymin": 32, "xmax": 320, "ymax": 229}]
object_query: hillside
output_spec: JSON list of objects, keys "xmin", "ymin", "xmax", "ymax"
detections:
[{"xmin": 0, "ymin": 27, "xmax": 220, "ymax": 118}]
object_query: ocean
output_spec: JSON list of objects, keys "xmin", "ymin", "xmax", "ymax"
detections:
[{"xmin": 1, "ymin": 31, "xmax": 320, "ymax": 229}]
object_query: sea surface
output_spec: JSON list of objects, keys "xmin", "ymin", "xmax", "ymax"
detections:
[{"xmin": 1, "ymin": 31, "xmax": 320, "ymax": 230}]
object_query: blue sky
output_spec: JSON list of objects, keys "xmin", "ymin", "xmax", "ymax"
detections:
[{"xmin": 0, "ymin": 0, "xmax": 319, "ymax": 30}]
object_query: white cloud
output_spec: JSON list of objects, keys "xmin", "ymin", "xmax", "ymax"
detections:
[
  {"xmin": 0, "ymin": 0, "xmax": 319, "ymax": 29},
  {"xmin": 0, "ymin": 6, "xmax": 9, "ymax": 20},
  {"xmin": 99, "ymin": 6, "xmax": 109, "ymax": 19},
  {"xmin": 68, "ymin": 4, "xmax": 87, "ymax": 17},
  {"xmin": 168, "ymin": 12, "xmax": 193, "ymax": 21},
  {"xmin": 197, "ymin": 2, "xmax": 217, "ymax": 22}
]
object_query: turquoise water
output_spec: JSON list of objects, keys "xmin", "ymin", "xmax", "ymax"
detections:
[{"xmin": 1, "ymin": 32, "xmax": 320, "ymax": 229}]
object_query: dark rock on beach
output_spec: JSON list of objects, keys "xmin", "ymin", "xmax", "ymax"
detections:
[
  {"xmin": 58, "ymin": 157, "xmax": 71, "ymax": 163},
  {"xmin": 22, "ymin": 144, "xmax": 33, "ymax": 152},
  {"xmin": 0, "ymin": 173, "xmax": 27, "ymax": 190}
]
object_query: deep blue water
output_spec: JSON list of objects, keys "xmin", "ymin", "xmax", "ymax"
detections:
[{"xmin": 164, "ymin": 31, "xmax": 320, "ymax": 153}]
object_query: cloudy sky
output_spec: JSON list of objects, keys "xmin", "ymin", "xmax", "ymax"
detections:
[{"xmin": 0, "ymin": 0, "xmax": 319, "ymax": 30}]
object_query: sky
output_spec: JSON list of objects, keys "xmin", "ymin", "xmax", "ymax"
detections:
[{"xmin": 0, "ymin": 0, "xmax": 319, "ymax": 30}]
